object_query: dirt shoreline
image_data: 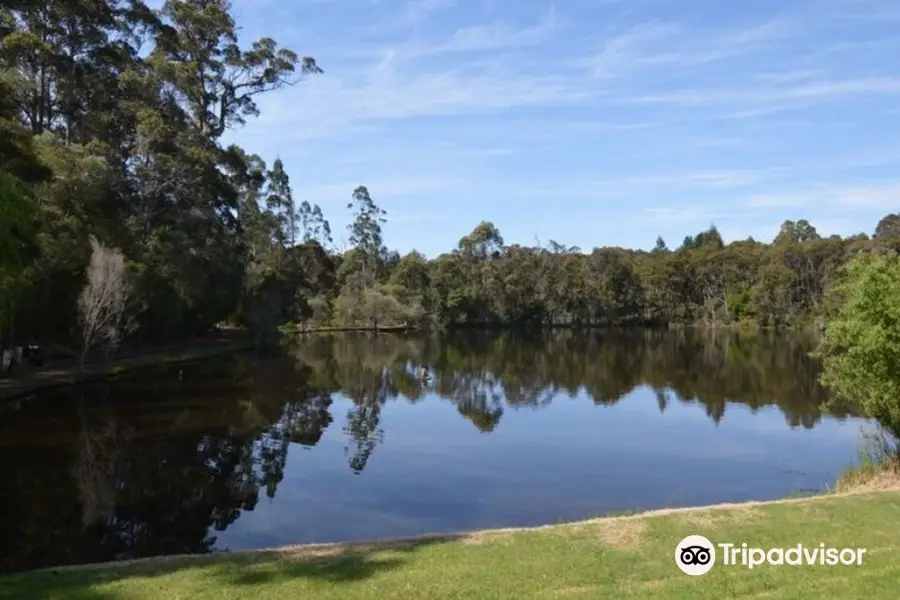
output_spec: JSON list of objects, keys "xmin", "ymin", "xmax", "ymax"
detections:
[
  {"xmin": 0, "ymin": 336, "xmax": 250, "ymax": 401},
  {"xmin": 0, "ymin": 326, "xmax": 413, "ymax": 400},
  {"xmin": 32, "ymin": 483, "xmax": 900, "ymax": 575}
]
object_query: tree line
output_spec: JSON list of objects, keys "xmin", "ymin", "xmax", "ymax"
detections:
[{"xmin": 4, "ymin": 1, "xmax": 900, "ymax": 360}]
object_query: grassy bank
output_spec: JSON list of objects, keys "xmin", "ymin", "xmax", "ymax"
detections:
[
  {"xmin": 832, "ymin": 428, "xmax": 899, "ymax": 494},
  {"xmin": 0, "ymin": 337, "xmax": 250, "ymax": 401},
  {"xmin": 2, "ymin": 489, "xmax": 898, "ymax": 600},
  {"xmin": 835, "ymin": 458, "xmax": 900, "ymax": 495}
]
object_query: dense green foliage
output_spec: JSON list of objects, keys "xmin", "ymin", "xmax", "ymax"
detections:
[
  {"xmin": 0, "ymin": 171, "xmax": 37, "ymax": 345},
  {"xmin": 0, "ymin": 0, "xmax": 322, "ymax": 350},
  {"xmin": 3, "ymin": 2, "xmax": 900, "ymax": 355},
  {"xmin": 818, "ymin": 254, "xmax": 900, "ymax": 443},
  {"xmin": 378, "ymin": 218, "xmax": 900, "ymax": 329}
]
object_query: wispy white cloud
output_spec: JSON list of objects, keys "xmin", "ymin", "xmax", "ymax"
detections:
[
  {"xmin": 578, "ymin": 22, "xmax": 681, "ymax": 79},
  {"xmin": 826, "ymin": 184, "xmax": 900, "ymax": 209},
  {"xmin": 747, "ymin": 182, "xmax": 900, "ymax": 211},
  {"xmin": 401, "ymin": 0, "xmax": 456, "ymax": 25},
  {"xmin": 227, "ymin": 0, "xmax": 900, "ymax": 255},
  {"xmin": 687, "ymin": 136, "xmax": 744, "ymax": 148},
  {"xmin": 746, "ymin": 193, "xmax": 816, "ymax": 209},
  {"xmin": 300, "ymin": 175, "xmax": 466, "ymax": 205},
  {"xmin": 388, "ymin": 210, "xmax": 455, "ymax": 223},
  {"xmin": 825, "ymin": 0, "xmax": 900, "ymax": 21},
  {"xmin": 467, "ymin": 170, "xmax": 761, "ymax": 203},
  {"xmin": 632, "ymin": 76, "xmax": 900, "ymax": 107},
  {"xmin": 393, "ymin": 6, "xmax": 560, "ymax": 60},
  {"xmin": 599, "ymin": 170, "xmax": 760, "ymax": 191},
  {"xmin": 576, "ymin": 16, "xmax": 798, "ymax": 80},
  {"xmin": 251, "ymin": 65, "xmax": 594, "ymax": 141},
  {"xmin": 243, "ymin": 0, "xmax": 899, "ymax": 140},
  {"xmin": 641, "ymin": 206, "xmax": 753, "ymax": 224},
  {"xmin": 755, "ymin": 70, "xmax": 823, "ymax": 83}
]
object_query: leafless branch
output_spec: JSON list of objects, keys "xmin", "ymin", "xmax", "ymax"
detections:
[{"xmin": 77, "ymin": 236, "xmax": 137, "ymax": 369}]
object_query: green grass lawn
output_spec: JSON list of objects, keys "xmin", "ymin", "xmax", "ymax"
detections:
[{"xmin": 2, "ymin": 490, "xmax": 898, "ymax": 599}]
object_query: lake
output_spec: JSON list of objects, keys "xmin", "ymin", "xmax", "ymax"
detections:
[{"xmin": 0, "ymin": 329, "xmax": 870, "ymax": 573}]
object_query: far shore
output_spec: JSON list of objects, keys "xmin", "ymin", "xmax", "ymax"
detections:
[
  {"xmin": 0, "ymin": 334, "xmax": 251, "ymax": 401},
  {"xmin": 0, "ymin": 323, "xmax": 826, "ymax": 401}
]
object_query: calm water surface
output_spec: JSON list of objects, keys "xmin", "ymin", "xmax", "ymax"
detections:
[{"xmin": 0, "ymin": 330, "xmax": 869, "ymax": 572}]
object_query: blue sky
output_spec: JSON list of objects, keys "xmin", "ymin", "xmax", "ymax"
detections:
[{"xmin": 224, "ymin": 0, "xmax": 900, "ymax": 257}]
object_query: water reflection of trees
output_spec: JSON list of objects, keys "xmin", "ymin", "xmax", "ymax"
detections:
[
  {"xmin": 0, "ymin": 329, "xmax": 857, "ymax": 573},
  {"xmin": 285, "ymin": 329, "xmax": 858, "ymax": 479},
  {"xmin": 291, "ymin": 328, "xmax": 855, "ymax": 440},
  {"xmin": 0, "ymin": 356, "xmax": 335, "ymax": 573}
]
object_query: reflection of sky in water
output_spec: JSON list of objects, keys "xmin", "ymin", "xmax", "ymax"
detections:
[{"xmin": 215, "ymin": 387, "xmax": 870, "ymax": 551}]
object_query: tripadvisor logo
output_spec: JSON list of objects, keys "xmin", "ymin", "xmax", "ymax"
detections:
[
  {"xmin": 676, "ymin": 535, "xmax": 716, "ymax": 576},
  {"xmin": 674, "ymin": 535, "xmax": 867, "ymax": 576}
]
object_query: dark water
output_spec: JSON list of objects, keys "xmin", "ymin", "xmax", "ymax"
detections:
[{"xmin": 0, "ymin": 329, "xmax": 870, "ymax": 573}]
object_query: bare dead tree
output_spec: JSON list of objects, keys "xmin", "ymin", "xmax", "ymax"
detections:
[
  {"xmin": 74, "ymin": 404, "xmax": 120, "ymax": 529},
  {"xmin": 78, "ymin": 236, "xmax": 136, "ymax": 370}
]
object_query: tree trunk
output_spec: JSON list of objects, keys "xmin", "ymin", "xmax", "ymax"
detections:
[{"xmin": 79, "ymin": 346, "xmax": 88, "ymax": 372}]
